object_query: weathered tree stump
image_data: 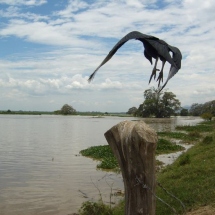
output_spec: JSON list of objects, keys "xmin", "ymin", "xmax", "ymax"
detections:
[{"xmin": 104, "ymin": 120, "xmax": 157, "ymax": 215}]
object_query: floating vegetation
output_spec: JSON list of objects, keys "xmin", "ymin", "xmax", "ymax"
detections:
[
  {"xmin": 158, "ymin": 131, "xmax": 199, "ymax": 142},
  {"xmin": 156, "ymin": 138, "xmax": 184, "ymax": 154},
  {"xmin": 80, "ymin": 145, "xmax": 118, "ymax": 170},
  {"xmin": 80, "ymin": 139, "xmax": 184, "ymax": 170},
  {"xmin": 176, "ymin": 124, "xmax": 213, "ymax": 132}
]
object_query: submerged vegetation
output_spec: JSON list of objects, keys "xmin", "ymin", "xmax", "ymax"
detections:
[{"xmin": 79, "ymin": 120, "xmax": 215, "ymax": 215}]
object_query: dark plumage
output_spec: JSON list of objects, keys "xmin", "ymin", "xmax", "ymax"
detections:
[{"xmin": 88, "ymin": 31, "xmax": 182, "ymax": 92}]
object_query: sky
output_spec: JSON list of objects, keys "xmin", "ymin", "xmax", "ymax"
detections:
[{"xmin": 0, "ymin": 0, "xmax": 214, "ymax": 112}]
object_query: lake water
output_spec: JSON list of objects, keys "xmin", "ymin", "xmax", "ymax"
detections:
[{"xmin": 0, "ymin": 115, "xmax": 202, "ymax": 215}]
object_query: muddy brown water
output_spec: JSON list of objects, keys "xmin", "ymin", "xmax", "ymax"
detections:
[{"xmin": 0, "ymin": 115, "xmax": 202, "ymax": 215}]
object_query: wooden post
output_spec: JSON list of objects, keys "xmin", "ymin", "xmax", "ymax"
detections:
[{"xmin": 104, "ymin": 120, "xmax": 157, "ymax": 215}]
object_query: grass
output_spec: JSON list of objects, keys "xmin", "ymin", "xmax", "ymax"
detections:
[
  {"xmin": 79, "ymin": 120, "xmax": 215, "ymax": 215},
  {"xmin": 156, "ymin": 133, "xmax": 215, "ymax": 214},
  {"xmin": 156, "ymin": 120, "xmax": 215, "ymax": 214}
]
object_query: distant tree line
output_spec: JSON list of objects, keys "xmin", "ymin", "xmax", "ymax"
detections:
[
  {"xmin": 0, "ymin": 110, "xmax": 52, "ymax": 115},
  {"xmin": 189, "ymin": 101, "xmax": 215, "ymax": 116},
  {"xmin": 188, "ymin": 100, "xmax": 215, "ymax": 121},
  {"xmin": 178, "ymin": 101, "xmax": 215, "ymax": 120}
]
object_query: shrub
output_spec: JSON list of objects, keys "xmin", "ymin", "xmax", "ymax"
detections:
[
  {"xmin": 79, "ymin": 201, "xmax": 113, "ymax": 215},
  {"xmin": 201, "ymin": 112, "xmax": 213, "ymax": 121}
]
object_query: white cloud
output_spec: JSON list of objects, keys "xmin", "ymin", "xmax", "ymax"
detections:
[
  {"xmin": 56, "ymin": 0, "xmax": 89, "ymax": 17},
  {"xmin": 0, "ymin": 0, "xmax": 47, "ymax": 6},
  {"xmin": 0, "ymin": 6, "xmax": 48, "ymax": 21},
  {"xmin": 99, "ymin": 79, "xmax": 123, "ymax": 90}
]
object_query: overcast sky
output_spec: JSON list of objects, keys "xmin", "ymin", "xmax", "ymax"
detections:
[{"xmin": 0, "ymin": 0, "xmax": 214, "ymax": 112}]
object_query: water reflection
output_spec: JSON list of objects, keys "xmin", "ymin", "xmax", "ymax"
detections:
[
  {"xmin": 143, "ymin": 116, "xmax": 203, "ymax": 132},
  {"xmin": 0, "ymin": 115, "xmax": 202, "ymax": 215}
]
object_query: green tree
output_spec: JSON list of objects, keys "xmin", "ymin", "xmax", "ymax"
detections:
[
  {"xmin": 136, "ymin": 104, "xmax": 144, "ymax": 117},
  {"xmin": 137, "ymin": 87, "xmax": 181, "ymax": 118},
  {"xmin": 60, "ymin": 104, "xmax": 76, "ymax": 115},
  {"xmin": 180, "ymin": 108, "xmax": 189, "ymax": 116},
  {"xmin": 126, "ymin": 107, "xmax": 138, "ymax": 115},
  {"xmin": 189, "ymin": 103, "xmax": 203, "ymax": 116}
]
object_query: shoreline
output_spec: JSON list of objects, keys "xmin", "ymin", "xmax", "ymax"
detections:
[{"xmin": 156, "ymin": 143, "xmax": 193, "ymax": 167}]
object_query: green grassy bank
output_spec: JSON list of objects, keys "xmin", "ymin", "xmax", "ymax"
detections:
[
  {"xmin": 156, "ymin": 125, "xmax": 215, "ymax": 214},
  {"xmin": 79, "ymin": 120, "xmax": 215, "ymax": 215}
]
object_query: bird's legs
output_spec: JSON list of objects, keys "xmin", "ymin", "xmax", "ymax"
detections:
[
  {"xmin": 149, "ymin": 57, "xmax": 159, "ymax": 84},
  {"xmin": 156, "ymin": 60, "xmax": 166, "ymax": 87}
]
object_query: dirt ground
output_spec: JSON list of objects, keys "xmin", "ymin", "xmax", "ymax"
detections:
[{"xmin": 186, "ymin": 206, "xmax": 215, "ymax": 215}]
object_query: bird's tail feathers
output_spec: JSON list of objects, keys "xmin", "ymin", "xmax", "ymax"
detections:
[
  {"xmin": 168, "ymin": 65, "xmax": 178, "ymax": 80},
  {"xmin": 159, "ymin": 66, "xmax": 178, "ymax": 92},
  {"xmin": 158, "ymin": 82, "xmax": 167, "ymax": 93}
]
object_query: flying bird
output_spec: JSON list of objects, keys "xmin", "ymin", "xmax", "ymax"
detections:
[{"xmin": 88, "ymin": 31, "xmax": 182, "ymax": 92}]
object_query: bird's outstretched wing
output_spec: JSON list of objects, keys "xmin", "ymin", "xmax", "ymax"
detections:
[{"xmin": 88, "ymin": 31, "xmax": 158, "ymax": 82}]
